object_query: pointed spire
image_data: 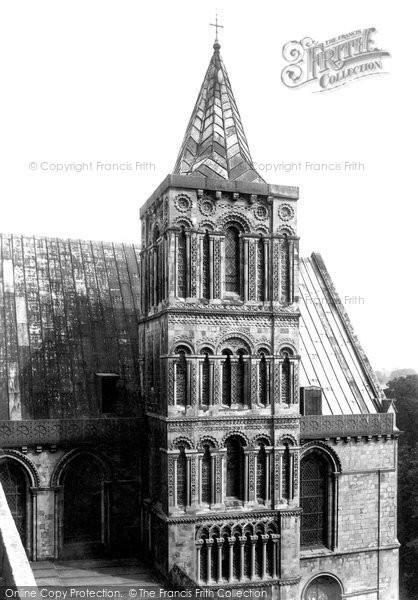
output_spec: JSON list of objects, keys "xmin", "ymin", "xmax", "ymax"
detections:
[{"xmin": 173, "ymin": 40, "xmax": 264, "ymax": 183}]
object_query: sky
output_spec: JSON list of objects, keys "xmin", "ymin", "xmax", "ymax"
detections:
[{"xmin": 0, "ymin": 0, "xmax": 416, "ymax": 374}]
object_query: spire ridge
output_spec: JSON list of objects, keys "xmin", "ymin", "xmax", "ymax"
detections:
[{"xmin": 173, "ymin": 39, "xmax": 264, "ymax": 183}]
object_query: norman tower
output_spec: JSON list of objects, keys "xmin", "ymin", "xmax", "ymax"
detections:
[{"xmin": 139, "ymin": 36, "xmax": 302, "ymax": 593}]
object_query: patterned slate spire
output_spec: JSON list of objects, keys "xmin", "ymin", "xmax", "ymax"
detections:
[{"xmin": 174, "ymin": 41, "xmax": 265, "ymax": 183}]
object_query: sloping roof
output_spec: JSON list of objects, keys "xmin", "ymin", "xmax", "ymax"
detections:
[
  {"xmin": 299, "ymin": 253, "xmax": 385, "ymax": 415},
  {"xmin": 0, "ymin": 234, "xmax": 383, "ymax": 419},
  {"xmin": 0, "ymin": 234, "xmax": 142, "ymax": 420},
  {"xmin": 173, "ymin": 42, "xmax": 264, "ymax": 183}
]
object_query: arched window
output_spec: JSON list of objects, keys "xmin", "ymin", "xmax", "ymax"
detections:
[
  {"xmin": 225, "ymin": 436, "xmax": 245, "ymax": 499},
  {"xmin": 222, "ymin": 350, "xmax": 232, "ymax": 406},
  {"xmin": 244, "ymin": 534, "xmax": 252, "ymax": 578},
  {"xmin": 63, "ymin": 454, "xmax": 105, "ymax": 546},
  {"xmin": 200, "ymin": 538, "xmax": 208, "ymax": 582},
  {"xmin": 257, "ymin": 237, "xmax": 265, "ymax": 301},
  {"xmin": 176, "ymin": 446, "xmax": 188, "ymax": 508},
  {"xmin": 258, "ymin": 351, "xmax": 268, "ymax": 405},
  {"xmin": 300, "ymin": 451, "xmax": 329, "ymax": 548},
  {"xmin": 202, "ymin": 231, "xmax": 210, "ymax": 300},
  {"xmin": 178, "ymin": 227, "xmax": 187, "ymax": 297},
  {"xmin": 0, "ymin": 459, "xmax": 29, "ymax": 549},
  {"xmin": 255, "ymin": 533, "xmax": 263, "ymax": 577},
  {"xmin": 225, "ymin": 226, "xmax": 240, "ymax": 294},
  {"xmin": 175, "ymin": 346, "xmax": 189, "ymax": 406},
  {"xmin": 201, "ymin": 445, "xmax": 212, "ymax": 504},
  {"xmin": 304, "ymin": 575, "xmax": 343, "ymax": 600}
]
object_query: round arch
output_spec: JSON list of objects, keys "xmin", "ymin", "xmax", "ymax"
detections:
[
  {"xmin": 217, "ymin": 334, "xmax": 252, "ymax": 355},
  {"xmin": 300, "ymin": 441, "xmax": 342, "ymax": 474},
  {"xmin": 50, "ymin": 448, "xmax": 113, "ymax": 488},
  {"xmin": 302, "ymin": 573, "xmax": 343, "ymax": 600},
  {"xmin": 0, "ymin": 450, "xmax": 41, "ymax": 488}
]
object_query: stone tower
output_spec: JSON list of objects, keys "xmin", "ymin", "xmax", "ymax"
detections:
[{"xmin": 138, "ymin": 38, "xmax": 302, "ymax": 594}]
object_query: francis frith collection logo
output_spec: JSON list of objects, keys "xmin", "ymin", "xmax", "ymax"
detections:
[{"xmin": 281, "ymin": 27, "xmax": 390, "ymax": 91}]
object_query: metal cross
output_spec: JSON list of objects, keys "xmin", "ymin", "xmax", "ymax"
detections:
[{"xmin": 210, "ymin": 13, "xmax": 224, "ymax": 42}]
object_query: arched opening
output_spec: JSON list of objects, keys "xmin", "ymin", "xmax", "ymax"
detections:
[
  {"xmin": 178, "ymin": 226, "xmax": 187, "ymax": 297},
  {"xmin": 244, "ymin": 533, "xmax": 252, "ymax": 578},
  {"xmin": 255, "ymin": 533, "xmax": 263, "ymax": 577},
  {"xmin": 225, "ymin": 226, "xmax": 241, "ymax": 294},
  {"xmin": 225, "ymin": 436, "xmax": 245, "ymax": 500},
  {"xmin": 300, "ymin": 451, "xmax": 329, "ymax": 548},
  {"xmin": 200, "ymin": 538, "xmax": 208, "ymax": 582},
  {"xmin": 202, "ymin": 231, "xmax": 210, "ymax": 299},
  {"xmin": 0, "ymin": 459, "xmax": 30, "ymax": 552},
  {"xmin": 62, "ymin": 453, "xmax": 106, "ymax": 557},
  {"xmin": 266, "ymin": 535, "xmax": 274, "ymax": 577},
  {"xmin": 257, "ymin": 237, "xmax": 265, "ymax": 301},
  {"xmin": 304, "ymin": 575, "xmax": 343, "ymax": 600}
]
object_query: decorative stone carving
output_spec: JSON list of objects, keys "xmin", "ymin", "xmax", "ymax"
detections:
[
  {"xmin": 174, "ymin": 194, "xmax": 192, "ymax": 213},
  {"xmin": 278, "ymin": 204, "xmax": 294, "ymax": 222}
]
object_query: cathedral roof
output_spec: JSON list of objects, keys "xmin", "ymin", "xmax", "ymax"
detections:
[
  {"xmin": 0, "ymin": 234, "xmax": 141, "ymax": 420},
  {"xmin": 0, "ymin": 234, "xmax": 383, "ymax": 418},
  {"xmin": 173, "ymin": 42, "xmax": 265, "ymax": 183},
  {"xmin": 299, "ymin": 253, "xmax": 385, "ymax": 414}
]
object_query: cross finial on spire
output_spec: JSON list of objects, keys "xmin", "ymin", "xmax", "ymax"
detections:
[{"xmin": 210, "ymin": 12, "xmax": 223, "ymax": 44}]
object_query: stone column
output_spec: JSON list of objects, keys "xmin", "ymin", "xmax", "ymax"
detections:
[
  {"xmin": 173, "ymin": 456, "xmax": 178, "ymax": 508},
  {"xmin": 246, "ymin": 449, "xmax": 257, "ymax": 503},
  {"xmin": 265, "ymin": 449, "xmax": 272, "ymax": 504},
  {"xmin": 197, "ymin": 452, "xmax": 203, "ymax": 505},
  {"xmin": 250, "ymin": 535, "xmax": 258, "ymax": 580},
  {"xmin": 206, "ymin": 539, "xmax": 214, "ymax": 584},
  {"xmin": 289, "ymin": 240, "xmax": 294, "ymax": 302},
  {"xmin": 261, "ymin": 534, "xmax": 269, "ymax": 578},
  {"xmin": 228, "ymin": 537, "xmax": 235, "ymax": 582},
  {"xmin": 219, "ymin": 236, "xmax": 225, "ymax": 298},
  {"xmin": 239, "ymin": 536, "xmax": 246, "ymax": 581},
  {"xmin": 196, "ymin": 540, "xmax": 203, "ymax": 583},
  {"xmin": 271, "ymin": 534, "xmax": 280, "ymax": 578},
  {"xmin": 186, "ymin": 233, "xmax": 191, "ymax": 298},
  {"xmin": 243, "ymin": 451, "xmax": 249, "ymax": 502},
  {"xmin": 273, "ymin": 448, "xmax": 283, "ymax": 508},
  {"xmin": 213, "ymin": 358, "xmax": 221, "ymax": 405},
  {"xmin": 263, "ymin": 238, "xmax": 269, "ymax": 301},
  {"xmin": 243, "ymin": 239, "xmax": 249, "ymax": 301},
  {"xmin": 209, "ymin": 361, "xmax": 214, "ymax": 406},
  {"xmin": 209, "ymin": 236, "xmax": 214, "ymax": 299},
  {"xmin": 217, "ymin": 538, "xmax": 224, "ymax": 582},
  {"xmin": 186, "ymin": 361, "xmax": 192, "ymax": 406},
  {"xmin": 210, "ymin": 451, "xmax": 216, "ymax": 505},
  {"xmin": 173, "ymin": 233, "xmax": 178, "ymax": 297}
]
